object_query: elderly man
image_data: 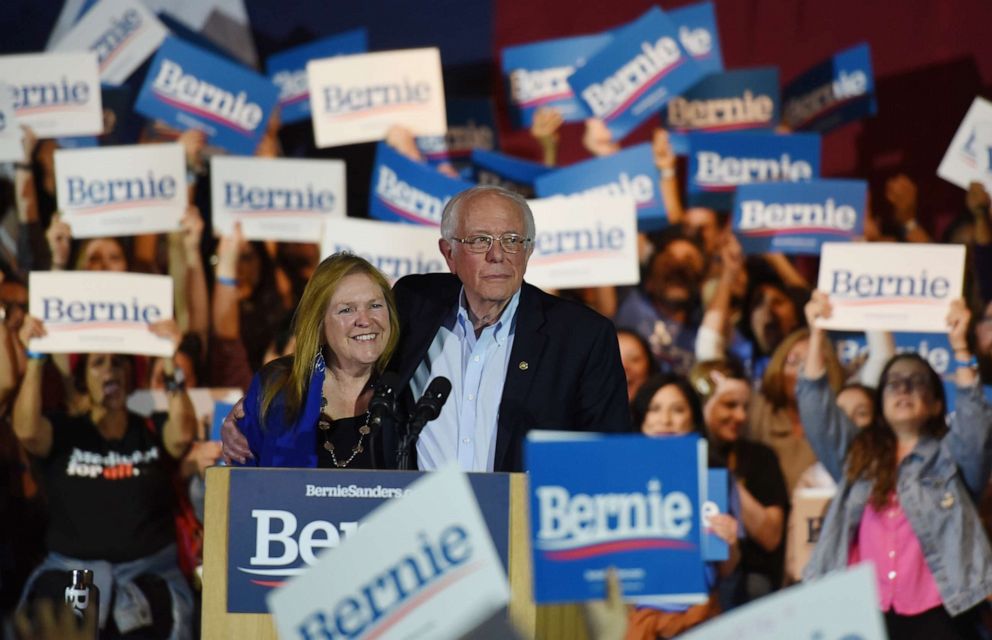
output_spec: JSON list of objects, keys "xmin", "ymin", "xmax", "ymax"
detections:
[{"xmin": 223, "ymin": 185, "xmax": 630, "ymax": 471}]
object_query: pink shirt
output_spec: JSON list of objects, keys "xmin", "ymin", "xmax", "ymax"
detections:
[{"xmin": 848, "ymin": 494, "xmax": 943, "ymax": 615}]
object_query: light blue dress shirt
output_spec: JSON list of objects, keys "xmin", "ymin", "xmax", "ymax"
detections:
[{"xmin": 412, "ymin": 288, "xmax": 520, "ymax": 472}]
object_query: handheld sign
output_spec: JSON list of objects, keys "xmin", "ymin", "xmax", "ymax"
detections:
[
  {"xmin": 368, "ymin": 142, "xmax": 474, "ymax": 226},
  {"xmin": 937, "ymin": 97, "xmax": 992, "ymax": 193},
  {"xmin": 54, "ymin": 143, "xmax": 186, "ymax": 238},
  {"xmin": 534, "ymin": 143, "xmax": 666, "ymax": 230},
  {"xmin": 526, "ymin": 195, "xmax": 639, "ymax": 290},
  {"xmin": 782, "ymin": 43, "xmax": 876, "ymax": 133},
  {"xmin": 135, "ymin": 36, "xmax": 279, "ymax": 155},
  {"xmin": 50, "ymin": 0, "xmax": 168, "ymax": 86},
  {"xmin": 308, "ymin": 48, "xmax": 447, "ymax": 148},
  {"xmin": 210, "ymin": 156, "xmax": 345, "ymax": 243},
  {"xmin": 668, "ymin": 1, "xmax": 723, "ymax": 76},
  {"xmin": 501, "ymin": 33, "xmax": 613, "ymax": 127},
  {"xmin": 265, "ymin": 28, "xmax": 369, "ymax": 125},
  {"xmin": 663, "ymin": 68, "xmax": 779, "ymax": 133},
  {"xmin": 267, "ymin": 465, "xmax": 510, "ymax": 640},
  {"xmin": 28, "ymin": 271, "xmax": 174, "ymax": 357},
  {"xmin": 568, "ymin": 7, "xmax": 705, "ymax": 142},
  {"xmin": 526, "ymin": 432, "xmax": 708, "ymax": 603},
  {"xmin": 732, "ymin": 179, "xmax": 866, "ymax": 255},
  {"xmin": 0, "ymin": 52, "xmax": 103, "ymax": 138},
  {"xmin": 786, "ymin": 487, "xmax": 834, "ymax": 583},
  {"xmin": 816, "ymin": 242, "xmax": 965, "ymax": 333},
  {"xmin": 471, "ymin": 149, "xmax": 551, "ymax": 198},
  {"xmin": 702, "ymin": 469, "xmax": 729, "ymax": 562},
  {"xmin": 417, "ymin": 97, "xmax": 498, "ymax": 173},
  {"xmin": 687, "ymin": 131, "xmax": 821, "ymax": 210},
  {"xmin": 321, "ymin": 217, "xmax": 447, "ymax": 282},
  {"xmin": 678, "ymin": 565, "xmax": 885, "ymax": 640},
  {"xmin": 0, "ymin": 86, "xmax": 24, "ymax": 162}
]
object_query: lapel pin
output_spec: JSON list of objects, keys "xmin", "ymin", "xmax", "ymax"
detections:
[
  {"xmin": 940, "ymin": 492, "xmax": 954, "ymax": 509},
  {"xmin": 518, "ymin": 361, "xmax": 529, "ymax": 371}
]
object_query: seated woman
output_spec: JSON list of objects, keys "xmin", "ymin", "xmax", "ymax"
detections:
[
  {"xmin": 800, "ymin": 293, "xmax": 992, "ymax": 640},
  {"xmin": 689, "ymin": 360, "xmax": 789, "ymax": 608},
  {"xmin": 13, "ymin": 319, "xmax": 195, "ymax": 639},
  {"xmin": 626, "ymin": 373, "xmax": 740, "ymax": 639},
  {"xmin": 236, "ymin": 253, "xmax": 399, "ymax": 469}
]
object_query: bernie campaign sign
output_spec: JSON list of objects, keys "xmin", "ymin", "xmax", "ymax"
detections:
[
  {"xmin": 368, "ymin": 142, "xmax": 474, "ymax": 226},
  {"xmin": 0, "ymin": 52, "xmax": 103, "ymax": 138},
  {"xmin": 525, "ymin": 432, "xmax": 708, "ymax": 603},
  {"xmin": 686, "ymin": 131, "xmax": 821, "ymax": 210},
  {"xmin": 417, "ymin": 97, "xmax": 498, "ymax": 175},
  {"xmin": 668, "ymin": 1, "xmax": 723, "ymax": 76},
  {"xmin": 534, "ymin": 143, "xmax": 666, "ymax": 230},
  {"xmin": 732, "ymin": 179, "xmax": 866, "ymax": 255},
  {"xmin": 321, "ymin": 218, "xmax": 448, "ymax": 282},
  {"xmin": 471, "ymin": 149, "xmax": 551, "ymax": 198},
  {"xmin": 782, "ymin": 43, "xmax": 876, "ymax": 133},
  {"xmin": 266, "ymin": 28, "xmax": 368, "ymax": 125},
  {"xmin": 502, "ymin": 33, "xmax": 613, "ymax": 127},
  {"xmin": 937, "ymin": 97, "xmax": 992, "ymax": 194},
  {"xmin": 226, "ymin": 468, "xmax": 510, "ymax": 614},
  {"xmin": 663, "ymin": 67, "xmax": 780, "ymax": 133},
  {"xmin": 50, "ymin": 0, "xmax": 168, "ymax": 86},
  {"xmin": 568, "ymin": 6, "xmax": 705, "ymax": 142},
  {"xmin": 0, "ymin": 86, "xmax": 23, "ymax": 162},
  {"xmin": 135, "ymin": 36, "xmax": 279, "ymax": 155}
]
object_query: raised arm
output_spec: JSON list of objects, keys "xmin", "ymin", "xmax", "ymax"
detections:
[
  {"xmin": 12, "ymin": 316, "xmax": 52, "ymax": 457},
  {"xmin": 652, "ymin": 128, "xmax": 684, "ymax": 226},
  {"xmin": 530, "ymin": 107, "xmax": 563, "ymax": 167},
  {"xmin": 695, "ymin": 233, "xmax": 744, "ymax": 361},
  {"xmin": 149, "ymin": 320, "xmax": 196, "ymax": 459},
  {"xmin": 179, "ymin": 206, "xmax": 208, "ymax": 347},
  {"xmin": 885, "ymin": 174, "xmax": 931, "ymax": 243}
]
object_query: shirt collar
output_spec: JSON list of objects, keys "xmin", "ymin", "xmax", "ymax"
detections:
[{"xmin": 454, "ymin": 287, "xmax": 521, "ymax": 343}]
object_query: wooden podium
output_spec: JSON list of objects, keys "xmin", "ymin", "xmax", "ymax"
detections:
[{"xmin": 201, "ymin": 467, "xmax": 588, "ymax": 639}]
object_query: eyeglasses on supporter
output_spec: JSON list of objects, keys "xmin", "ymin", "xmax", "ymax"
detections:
[
  {"xmin": 882, "ymin": 373, "xmax": 931, "ymax": 396},
  {"xmin": 448, "ymin": 233, "xmax": 533, "ymax": 254}
]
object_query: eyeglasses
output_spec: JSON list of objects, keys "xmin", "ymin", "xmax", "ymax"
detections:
[
  {"xmin": 882, "ymin": 373, "xmax": 931, "ymax": 396},
  {"xmin": 448, "ymin": 233, "xmax": 533, "ymax": 254}
]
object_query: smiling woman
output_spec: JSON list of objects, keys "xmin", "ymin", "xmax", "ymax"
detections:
[{"xmin": 235, "ymin": 253, "xmax": 400, "ymax": 469}]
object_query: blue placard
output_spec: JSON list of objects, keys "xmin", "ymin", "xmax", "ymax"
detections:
[
  {"xmin": 663, "ymin": 67, "xmax": 780, "ymax": 133},
  {"xmin": 417, "ymin": 97, "xmax": 499, "ymax": 174},
  {"xmin": 471, "ymin": 149, "xmax": 551, "ymax": 198},
  {"xmin": 687, "ymin": 131, "xmax": 821, "ymax": 210},
  {"xmin": 225, "ymin": 469, "xmax": 510, "ymax": 613},
  {"xmin": 668, "ymin": 1, "xmax": 723, "ymax": 76},
  {"xmin": 135, "ymin": 36, "xmax": 279, "ymax": 154},
  {"xmin": 368, "ymin": 142, "xmax": 475, "ymax": 226},
  {"xmin": 266, "ymin": 29, "xmax": 368, "ymax": 125},
  {"xmin": 210, "ymin": 401, "xmax": 234, "ymax": 442},
  {"xmin": 535, "ymin": 143, "xmax": 666, "ymax": 231},
  {"xmin": 525, "ymin": 433, "xmax": 707, "ymax": 603},
  {"xmin": 568, "ymin": 7, "xmax": 705, "ymax": 142},
  {"xmin": 502, "ymin": 33, "xmax": 613, "ymax": 127},
  {"xmin": 703, "ymin": 469, "xmax": 729, "ymax": 561},
  {"xmin": 782, "ymin": 43, "xmax": 876, "ymax": 133},
  {"xmin": 732, "ymin": 179, "xmax": 865, "ymax": 255}
]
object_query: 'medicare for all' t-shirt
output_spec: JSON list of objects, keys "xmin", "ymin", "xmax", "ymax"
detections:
[{"xmin": 36, "ymin": 412, "xmax": 176, "ymax": 562}]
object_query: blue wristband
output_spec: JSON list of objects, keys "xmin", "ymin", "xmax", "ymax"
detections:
[
  {"xmin": 217, "ymin": 275, "xmax": 237, "ymax": 287},
  {"xmin": 954, "ymin": 354, "xmax": 978, "ymax": 371},
  {"xmin": 26, "ymin": 350, "xmax": 47, "ymax": 360}
]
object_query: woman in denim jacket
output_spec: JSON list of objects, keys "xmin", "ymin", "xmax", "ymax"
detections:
[{"xmin": 798, "ymin": 292, "xmax": 992, "ymax": 639}]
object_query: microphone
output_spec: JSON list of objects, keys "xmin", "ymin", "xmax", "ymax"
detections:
[
  {"xmin": 368, "ymin": 372, "xmax": 401, "ymax": 433},
  {"xmin": 410, "ymin": 376, "xmax": 452, "ymax": 427}
]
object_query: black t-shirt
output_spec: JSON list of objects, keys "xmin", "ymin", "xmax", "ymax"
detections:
[
  {"xmin": 36, "ymin": 412, "xmax": 176, "ymax": 562},
  {"xmin": 315, "ymin": 414, "xmax": 374, "ymax": 470},
  {"xmin": 732, "ymin": 439, "xmax": 790, "ymax": 584}
]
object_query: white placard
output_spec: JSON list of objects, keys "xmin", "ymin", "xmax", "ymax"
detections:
[
  {"xmin": 211, "ymin": 156, "xmax": 345, "ymax": 242},
  {"xmin": 28, "ymin": 271, "xmax": 175, "ymax": 357},
  {"xmin": 525, "ymin": 194, "xmax": 640, "ymax": 290},
  {"xmin": 308, "ymin": 48, "xmax": 447, "ymax": 148},
  {"xmin": 321, "ymin": 217, "xmax": 448, "ymax": 282},
  {"xmin": 816, "ymin": 242, "xmax": 965, "ymax": 332},
  {"xmin": 0, "ymin": 84, "xmax": 24, "ymax": 162},
  {"xmin": 937, "ymin": 97, "xmax": 992, "ymax": 193},
  {"xmin": 128, "ymin": 387, "xmax": 242, "ymax": 422},
  {"xmin": 679, "ymin": 565, "xmax": 885, "ymax": 640},
  {"xmin": 50, "ymin": 0, "xmax": 169, "ymax": 86},
  {"xmin": 55, "ymin": 143, "xmax": 186, "ymax": 238},
  {"xmin": 268, "ymin": 464, "xmax": 510, "ymax": 640},
  {"xmin": 0, "ymin": 52, "xmax": 103, "ymax": 138}
]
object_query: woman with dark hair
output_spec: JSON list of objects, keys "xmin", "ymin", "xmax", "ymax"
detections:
[
  {"xmin": 235, "ymin": 253, "xmax": 400, "ymax": 469},
  {"xmin": 618, "ymin": 328, "xmax": 658, "ymax": 404},
  {"xmin": 800, "ymin": 291, "xmax": 992, "ymax": 639}
]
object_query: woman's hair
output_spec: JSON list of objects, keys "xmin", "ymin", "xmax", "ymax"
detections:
[
  {"xmin": 845, "ymin": 353, "xmax": 947, "ymax": 509},
  {"xmin": 762, "ymin": 328, "xmax": 845, "ymax": 409},
  {"xmin": 73, "ymin": 237, "xmax": 129, "ymax": 271},
  {"xmin": 617, "ymin": 327, "xmax": 658, "ymax": 372},
  {"xmin": 72, "ymin": 352, "xmax": 136, "ymax": 396},
  {"xmin": 630, "ymin": 373, "xmax": 705, "ymax": 436},
  {"xmin": 259, "ymin": 253, "xmax": 400, "ymax": 425}
]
